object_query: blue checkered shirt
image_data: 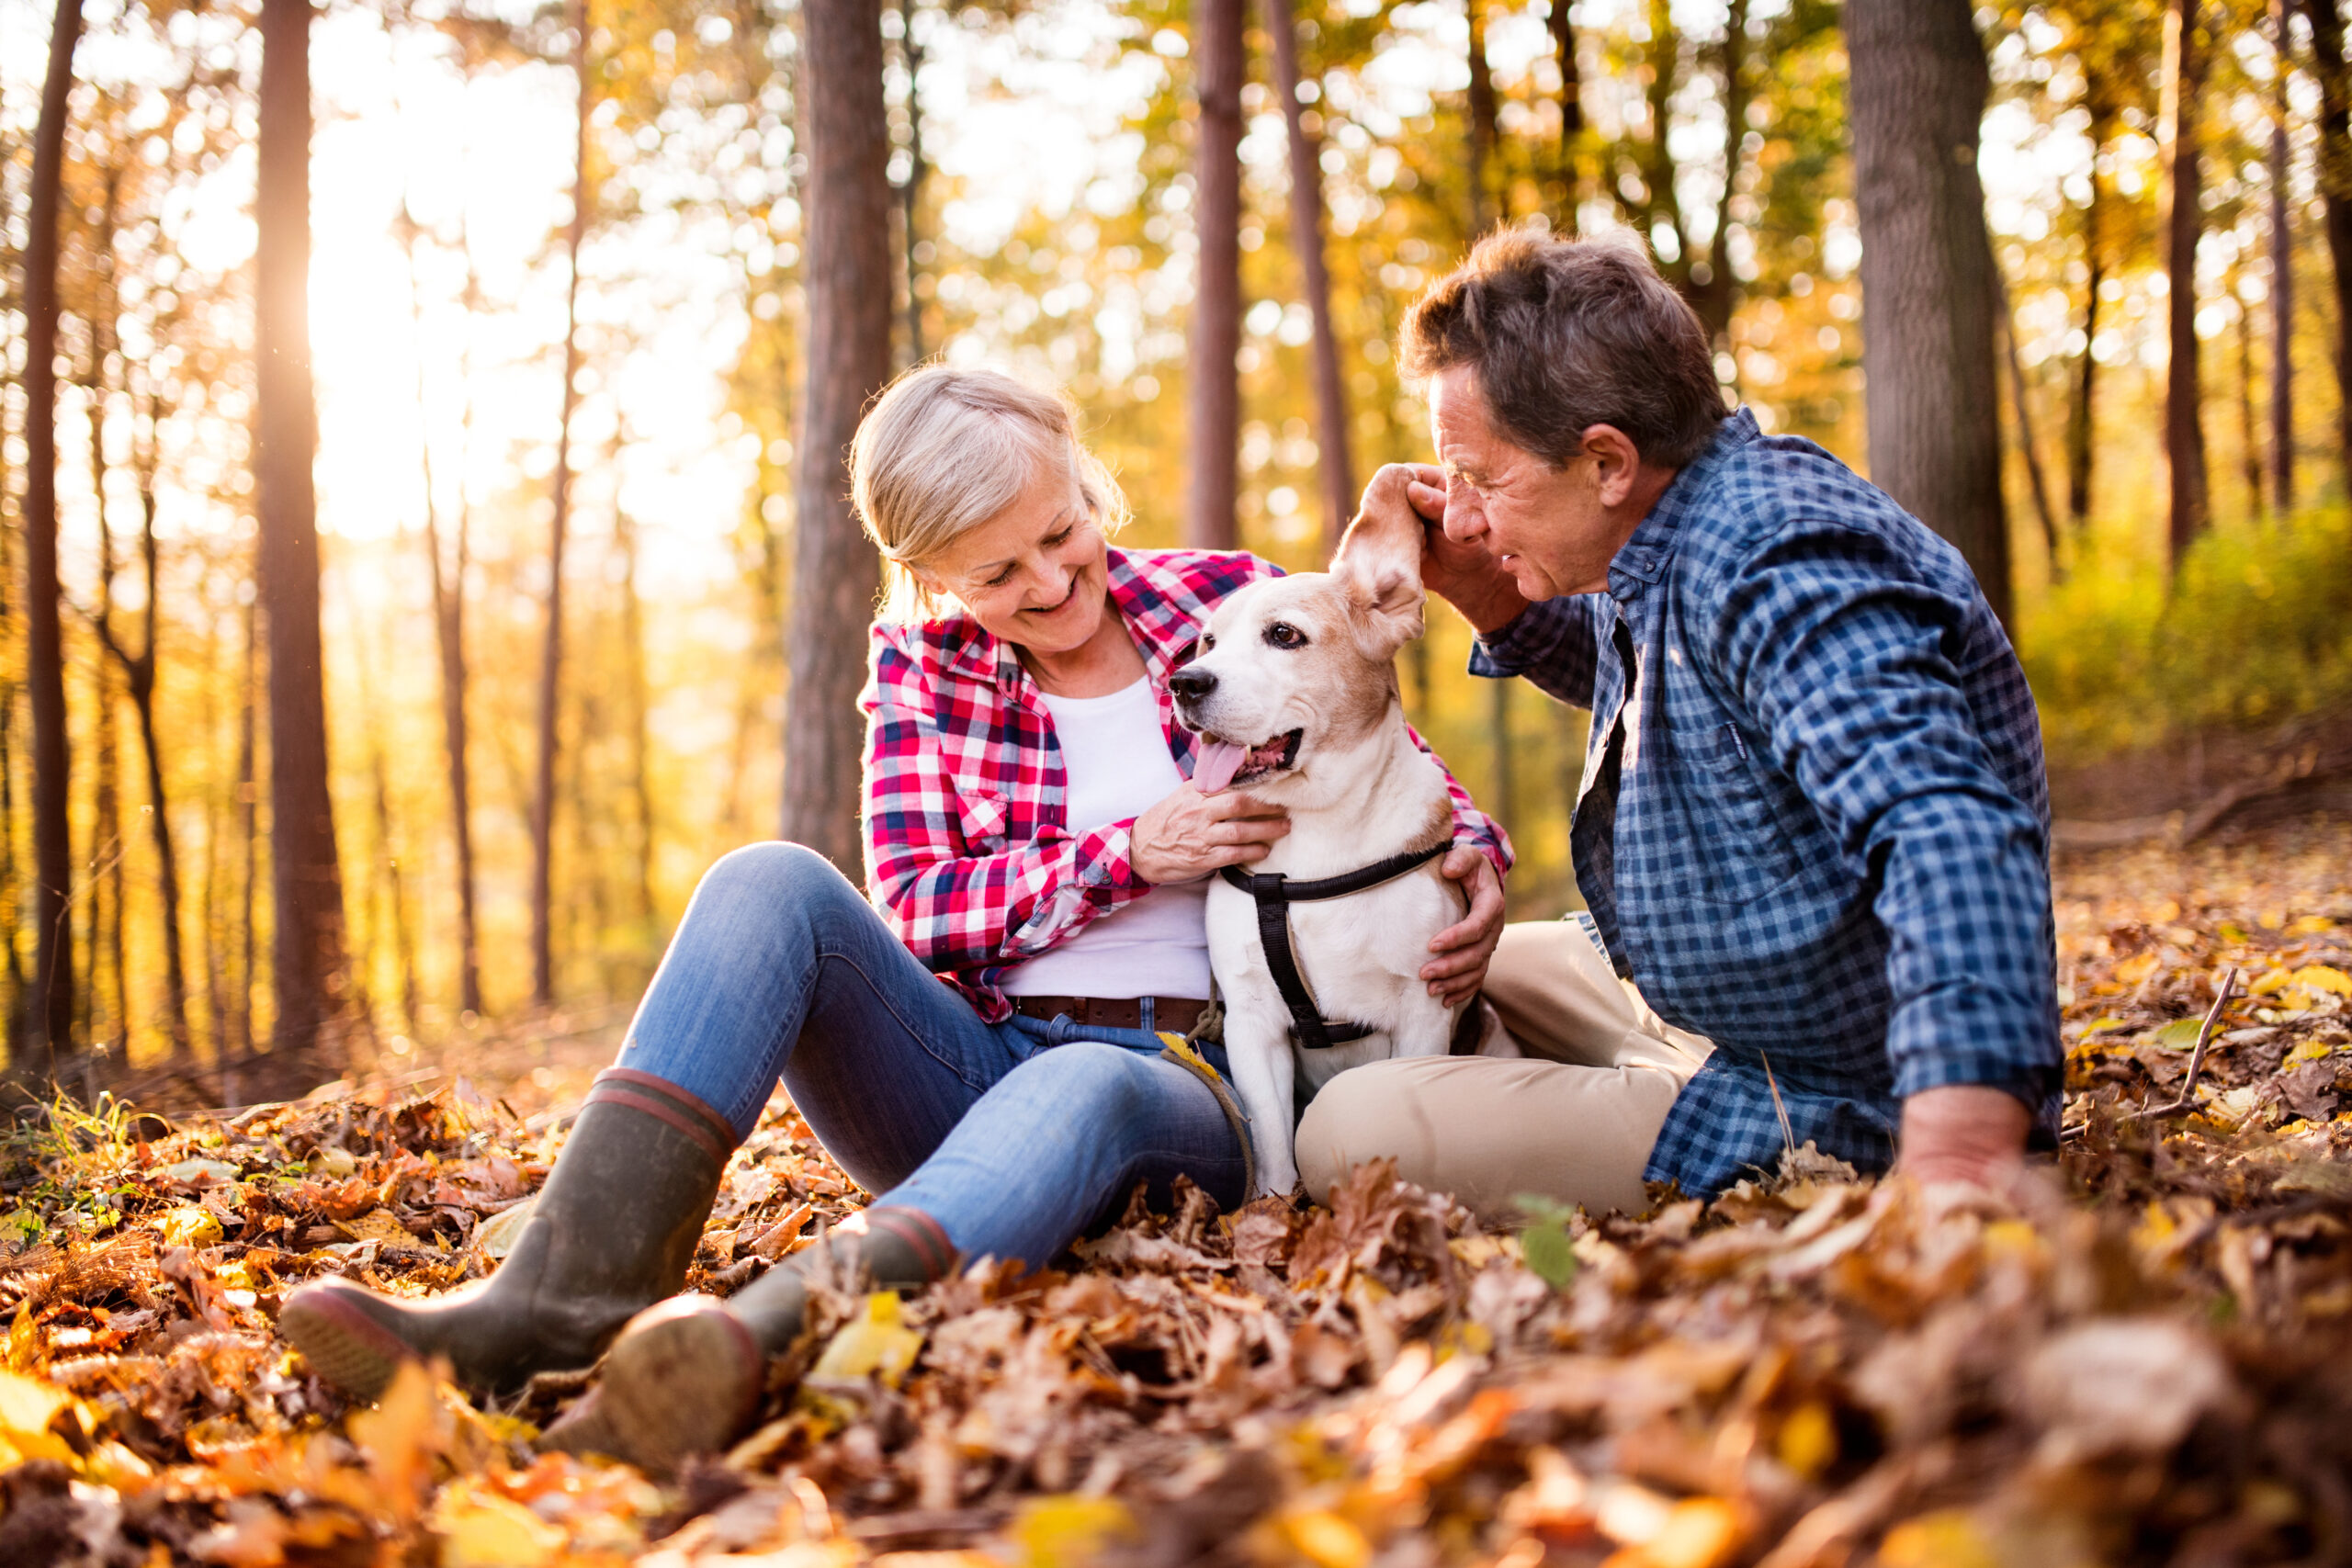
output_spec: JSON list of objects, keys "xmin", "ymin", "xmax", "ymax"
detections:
[{"xmin": 1471, "ymin": 409, "xmax": 2060, "ymax": 1197}]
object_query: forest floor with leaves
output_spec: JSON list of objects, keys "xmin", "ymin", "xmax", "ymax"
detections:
[{"xmin": 2, "ymin": 818, "xmax": 2350, "ymax": 1568}]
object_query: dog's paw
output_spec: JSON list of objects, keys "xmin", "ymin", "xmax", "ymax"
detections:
[{"xmin": 1251, "ymin": 1156, "xmax": 1301, "ymax": 1202}]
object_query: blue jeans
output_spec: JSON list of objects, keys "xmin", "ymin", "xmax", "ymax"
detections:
[{"xmin": 612, "ymin": 842, "xmax": 1249, "ymax": 1270}]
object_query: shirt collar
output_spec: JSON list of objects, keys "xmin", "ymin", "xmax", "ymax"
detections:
[
  {"xmin": 934, "ymin": 547, "xmax": 1190, "ymax": 692},
  {"xmin": 1607, "ymin": 407, "xmax": 1759, "ymax": 603}
]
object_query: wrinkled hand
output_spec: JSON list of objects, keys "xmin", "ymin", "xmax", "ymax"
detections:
[
  {"xmin": 1895, "ymin": 1084, "xmax": 2031, "ymax": 1196},
  {"xmin": 1130, "ymin": 785, "xmax": 1290, "ymax": 884},
  {"xmin": 1360, "ymin": 463, "xmax": 1528, "ymax": 634},
  {"xmin": 1419, "ymin": 848, "xmax": 1505, "ymax": 1005}
]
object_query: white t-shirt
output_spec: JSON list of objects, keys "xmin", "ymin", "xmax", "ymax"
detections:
[{"xmin": 1000, "ymin": 677, "xmax": 1213, "ymax": 1001}]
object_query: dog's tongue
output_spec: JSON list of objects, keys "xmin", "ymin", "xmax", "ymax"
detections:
[{"xmin": 1192, "ymin": 739, "xmax": 1248, "ymax": 795}]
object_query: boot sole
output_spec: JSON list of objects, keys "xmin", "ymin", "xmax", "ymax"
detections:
[
  {"xmin": 279, "ymin": 1283, "xmax": 417, "ymax": 1402},
  {"xmin": 539, "ymin": 1302, "xmax": 763, "ymax": 1474}
]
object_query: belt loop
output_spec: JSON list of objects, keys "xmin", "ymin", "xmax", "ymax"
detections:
[{"xmin": 1140, "ymin": 996, "xmax": 1157, "ymax": 1033}]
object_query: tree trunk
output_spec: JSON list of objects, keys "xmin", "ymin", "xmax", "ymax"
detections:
[
  {"xmin": 616, "ymin": 502, "xmax": 657, "ymax": 937},
  {"xmin": 2162, "ymin": 0, "xmax": 2211, "ymax": 570},
  {"xmin": 1186, "ymin": 0, "xmax": 1245, "ymax": 550},
  {"xmin": 100, "ymin": 388, "xmax": 193, "ymax": 1059},
  {"xmin": 84, "ymin": 167, "xmax": 124, "ymax": 1071},
  {"xmin": 2066, "ymin": 173, "xmax": 2106, "ymax": 529},
  {"xmin": 1550, "ymin": 0, "xmax": 1581, "ymax": 226},
  {"xmin": 2271, "ymin": 4, "xmax": 2295, "ymax": 513},
  {"xmin": 1845, "ymin": 0, "xmax": 2011, "ymax": 627},
  {"xmin": 1466, "ymin": 0, "xmax": 1515, "ymax": 834},
  {"xmin": 0, "ymin": 58, "xmax": 20, "ymax": 1049},
  {"xmin": 1262, "ymin": 0, "xmax": 1354, "ymax": 553},
  {"xmin": 254, "ymin": 0, "xmax": 351, "ymax": 1094},
  {"xmin": 2236, "ymin": 296, "xmax": 2266, "ymax": 520},
  {"xmin": 402, "ymin": 203, "xmax": 482, "ymax": 1019},
  {"xmin": 22, "ymin": 0, "xmax": 84, "ymax": 1084},
  {"xmin": 898, "ymin": 0, "xmax": 926, "ymax": 364},
  {"xmin": 2303, "ymin": 0, "xmax": 2352, "ymax": 483},
  {"xmin": 1466, "ymin": 0, "xmax": 1498, "ymax": 231},
  {"xmin": 1688, "ymin": 0, "xmax": 1750, "ymax": 344},
  {"xmin": 534, "ymin": 0, "xmax": 590, "ymax": 1009},
  {"xmin": 231, "ymin": 599, "xmax": 258, "ymax": 1100},
  {"xmin": 784, "ymin": 0, "xmax": 894, "ymax": 874},
  {"xmin": 1995, "ymin": 272, "xmax": 2064, "ymax": 579}
]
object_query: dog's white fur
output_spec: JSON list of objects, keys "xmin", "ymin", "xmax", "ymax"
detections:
[{"xmin": 1172, "ymin": 507, "xmax": 1465, "ymax": 1197}]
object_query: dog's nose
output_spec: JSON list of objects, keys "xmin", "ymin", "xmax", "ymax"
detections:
[{"xmin": 1169, "ymin": 667, "xmax": 1216, "ymax": 704}]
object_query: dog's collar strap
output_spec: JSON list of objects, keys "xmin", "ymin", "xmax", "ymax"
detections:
[{"xmin": 1218, "ymin": 842, "xmax": 1449, "ymax": 1050}]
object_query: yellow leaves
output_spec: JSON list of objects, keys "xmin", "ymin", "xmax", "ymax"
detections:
[
  {"xmin": 428, "ymin": 1480, "xmax": 566, "ymax": 1568},
  {"xmin": 1584, "ymin": 1482, "xmax": 1744, "ymax": 1568},
  {"xmin": 0, "ymin": 1367, "xmax": 149, "ymax": 1490},
  {"xmin": 471, "ymin": 1199, "xmax": 537, "ymax": 1261},
  {"xmin": 1270, "ymin": 1508, "xmax": 1373, "ymax": 1568},
  {"xmin": 2114, "ymin": 952, "xmax": 2162, "ymax": 986},
  {"xmin": 1878, "ymin": 1509, "xmax": 1998, "ymax": 1568},
  {"xmin": 2285, "ymin": 916, "xmax": 2338, "ymax": 937},
  {"xmin": 336, "ymin": 1210, "xmax": 418, "ymax": 1247},
  {"xmin": 812, "ymin": 1292, "xmax": 924, "ymax": 1386},
  {"xmin": 161, "ymin": 1206, "xmax": 224, "ymax": 1247},
  {"xmin": 1774, "ymin": 1401, "xmax": 1838, "ymax": 1481},
  {"xmin": 1008, "ymin": 1495, "xmax": 1138, "ymax": 1568},
  {"xmin": 346, "ymin": 1361, "xmax": 452, "ymax": 1525},
  {"xmin": 0, "ymin": 1367, "xmax": 79, "ymax": 1467},
  {"xmin": 2295, "ymin": 965, "xmax": 2352, "ymax": 997}
]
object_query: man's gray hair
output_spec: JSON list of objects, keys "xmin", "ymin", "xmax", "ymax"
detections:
[{"xmin": 1401, "ymin": 230, "xmax": 1728, "ymax": 469}]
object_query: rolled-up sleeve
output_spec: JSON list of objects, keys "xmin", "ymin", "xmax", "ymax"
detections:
[{"xmin": 1712, "ymin": 520, "xmax": 2060, "ymax": 1111}]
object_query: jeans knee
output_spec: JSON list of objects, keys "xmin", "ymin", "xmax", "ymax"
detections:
[{"xmin": 695, "ymin": 841, "xmax": 856, "ymax": 915}]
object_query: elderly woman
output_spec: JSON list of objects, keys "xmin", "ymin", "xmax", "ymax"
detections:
[{"xmin": 282, "ymin": 367, "xmax": 1510, "ymax": 1468}]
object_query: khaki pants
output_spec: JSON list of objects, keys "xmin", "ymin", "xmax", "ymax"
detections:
[{"xmin": 1294, "ymin": 919, "xmax": 1712, "ymax": 1218}]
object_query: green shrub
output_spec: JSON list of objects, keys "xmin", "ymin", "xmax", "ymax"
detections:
[{"xmin": 2019, "ymin": 503, "xmax": 2352, "ymax": 764}]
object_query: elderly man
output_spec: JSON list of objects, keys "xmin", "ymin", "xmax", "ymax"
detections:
[{"xmin": 1297, "ymin": 231, "xmax": 2059, "ymax": 1206}]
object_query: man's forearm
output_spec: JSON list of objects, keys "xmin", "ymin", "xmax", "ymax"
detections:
[{"xmin": 1897, "ymin": 1084, "xmax": 2031, "ymax": 1190}]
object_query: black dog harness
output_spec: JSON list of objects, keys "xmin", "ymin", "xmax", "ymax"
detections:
[{"xmin": 1219, "ymin": 842, "xmax": 1449, "ymax": 1050}]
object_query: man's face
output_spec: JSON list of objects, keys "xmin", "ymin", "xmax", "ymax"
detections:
[{"xmin": 1429, "ymin": 366, "xmax": 1615, "ymax": 601}]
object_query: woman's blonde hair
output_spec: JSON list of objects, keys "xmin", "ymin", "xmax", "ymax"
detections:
[{"xmin": 851, "ymin": 366, "xmax": 1130, "ymax": 621}]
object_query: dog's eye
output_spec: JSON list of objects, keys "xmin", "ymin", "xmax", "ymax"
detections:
[
  {"xmin": 1196, "ymin": 633, "xmax": 1216, "ymax": 653},
  {"xmin": 1263, "ymin": 622, "xmax": 1307, "ymax": 650}
]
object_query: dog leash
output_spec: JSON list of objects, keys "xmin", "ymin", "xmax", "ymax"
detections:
[{"xmin": 1218, "ymin": 842, "xmax": 1450, "ymax": 1050}]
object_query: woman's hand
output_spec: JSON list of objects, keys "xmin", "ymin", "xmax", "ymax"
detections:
[
  {"xmin": 1130, "ymin": 785, "xmax": 1290, "ymax": 885},
  {"xmin": 1420, "ymin": 848, "xmax": 1505, "ymax": 1005}
]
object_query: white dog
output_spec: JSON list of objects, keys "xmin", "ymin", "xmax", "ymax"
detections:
[{"xmin": 1168, "ymin": 503, "xmax": 1474, "ymax": 1197}]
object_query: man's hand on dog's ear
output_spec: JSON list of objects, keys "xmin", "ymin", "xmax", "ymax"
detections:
[
  {"xmin": 1419, "ymin": 848, "xmax": 1505, "ymax": 1005},
  {"xmin": 1362, "ymin": 462, "xmax": 1528, "ymax": 636}
]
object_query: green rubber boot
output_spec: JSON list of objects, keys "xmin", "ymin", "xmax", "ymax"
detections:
[
  {"xmin": 538, "ymin": 1205, "xmax": 956, "ymax": 1472},
  {"xmin": 279, "ymin": 1069, "xmax": 738, "ymax": 1401}
]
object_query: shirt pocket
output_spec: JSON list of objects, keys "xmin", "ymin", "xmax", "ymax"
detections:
[
  {"xmin": 1662, "ymin": 721, "xmax": 1803, "ymax": 906},
  {"xmin": 952, "ymin": 782, "xmax": 1010, "ymax": 853}
]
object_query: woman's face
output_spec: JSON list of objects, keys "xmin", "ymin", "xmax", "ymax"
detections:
[{"xmin": 914, "ymin": 464, "xmax": 1111, "ymax": 656}]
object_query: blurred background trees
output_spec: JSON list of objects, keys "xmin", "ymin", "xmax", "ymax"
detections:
[{"xmin": 0, "ymin": 0, "xmax": 2346, "ymax": 1103}]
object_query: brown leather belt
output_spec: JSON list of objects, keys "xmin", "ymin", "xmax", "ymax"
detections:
[{"xmin": 1010, "ymin": 995, "xmax": 1211, "ymax": 1037}]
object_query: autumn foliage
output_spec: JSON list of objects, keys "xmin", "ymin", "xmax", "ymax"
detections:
[{"xmin": 0, "ymin": 822, "xmax": 2337, "ymax": 1565}]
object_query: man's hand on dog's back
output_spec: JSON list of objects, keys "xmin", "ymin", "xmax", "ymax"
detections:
[{"xmin": 1130, "ymin": 785, "xmax": 1290, "ymax": 885}]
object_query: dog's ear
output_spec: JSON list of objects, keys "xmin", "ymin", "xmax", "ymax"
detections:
[{"xmin": 1331, "ymin": 506, "xmax": 1426, "ymax": 660}]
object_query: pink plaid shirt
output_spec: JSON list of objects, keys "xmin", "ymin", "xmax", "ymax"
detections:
[{"xmin": 859, "ymin": 547, "xmax": 1514, "ymax": 1020}]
